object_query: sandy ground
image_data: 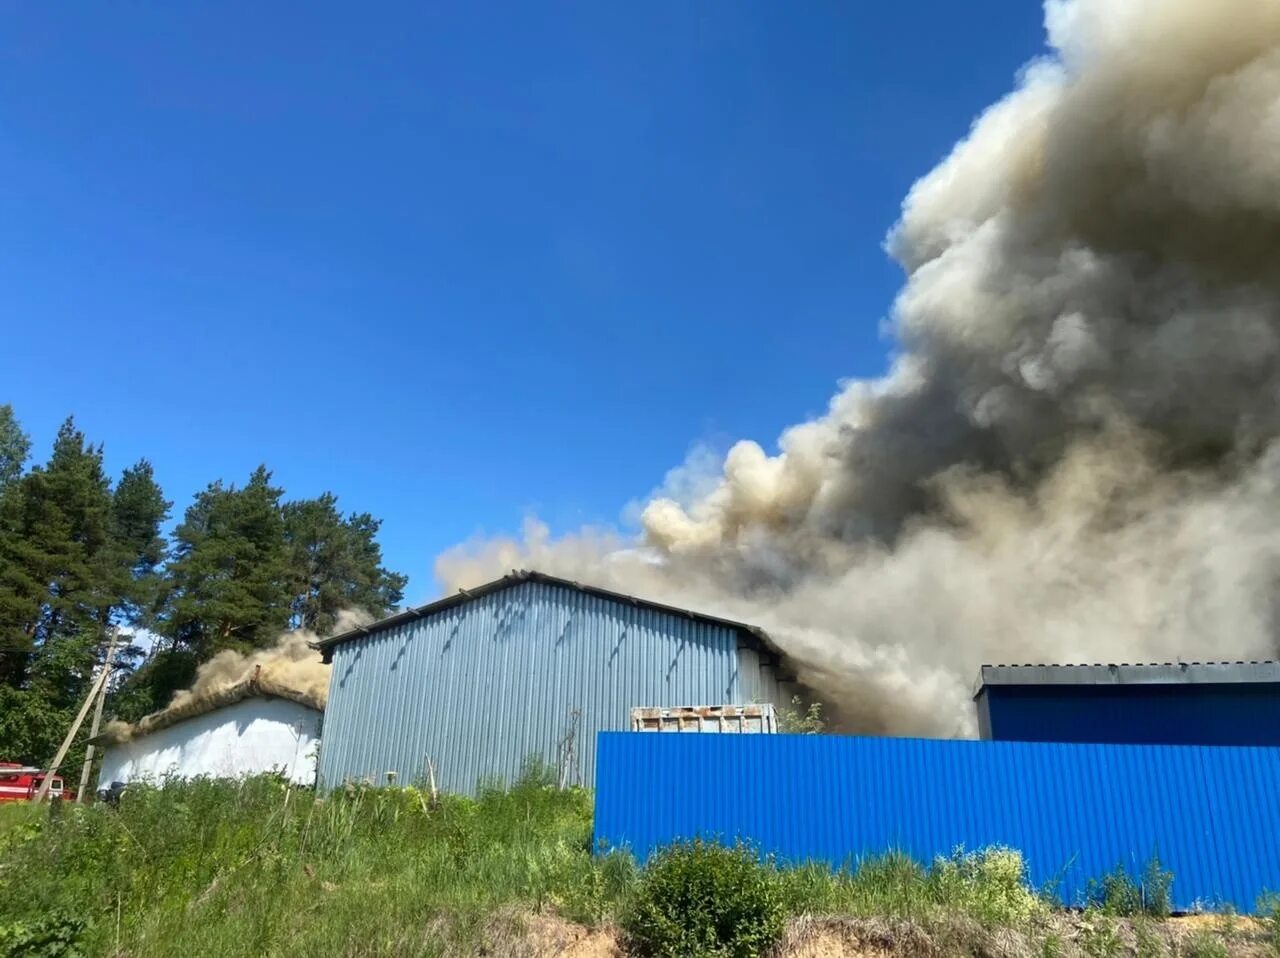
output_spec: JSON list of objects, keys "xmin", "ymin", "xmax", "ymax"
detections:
[
  {"xmin": 500, "ymin": 912, "xmax": 1272, "ymax": 958},
  {"xmin": 518, "ymin": 913, "xmax": 623, "ymax": 958},
  {"xmin": 781, "ymin": 914, "xmax": 1272, "ymax": 958}
]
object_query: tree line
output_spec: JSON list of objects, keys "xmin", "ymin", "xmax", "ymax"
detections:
[{"xmin": 0, "ymin": 404, "xmax": 407, "ymax": 772}]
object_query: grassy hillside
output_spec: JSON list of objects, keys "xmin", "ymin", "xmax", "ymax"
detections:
[
  {"xmin": 0, "ymin": 770, "xmax": 1274, "ymax": 957},
  {"xmin": 0, "ymin": 766, "xmax": 614, "ymax": 956}
]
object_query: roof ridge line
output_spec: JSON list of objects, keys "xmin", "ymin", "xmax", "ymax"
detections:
[{"xmin": 310, "ymin": 568, "xmax": 782, "ymax": 665}]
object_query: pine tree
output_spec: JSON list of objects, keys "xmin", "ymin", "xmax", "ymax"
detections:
[
  {"xmin": 283, "ymin": 493, "xmax": 408, "ymax": 634},
  {"xmin": 0, "ymin": 407, "xmax": 409, "ymax": 762},
  {"xmin": 104, "ymin": 645, "xmax": 198, "ymax": 725},
  {"xmin": 0, "ymin": 415, "xmax": 171, "ymax": 765},
  {"xmin": 81, "ymin": 460, "xmax": 171, "ymax": 724},
  {"xmin": 101, "ymin": 460, "xmax": 170, "ymax": 625},
  {"xmin": 161, "ymin": 466, "xmax": 292, "ymax": 656},
  {"xmin": 0, "ymin": 474, "xmax": 43, "ymax": 688},
  {"xmin": 0, "ymin": 404, "xmax": 30, "ymax": 490},
  {"xmin": 0, "ymin": 418, "xmax": 143, "ymax": 766},
  {"xmin": 0, "ymin": 419, "xmax": 114, "ymax": 691}
]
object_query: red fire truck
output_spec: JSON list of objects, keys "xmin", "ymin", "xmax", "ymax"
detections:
[{"xmin": 0, "ymin": 762, "xmax": 73, "ymax": 802}]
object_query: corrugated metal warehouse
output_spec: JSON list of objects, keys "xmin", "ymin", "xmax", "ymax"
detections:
[
  {"xmin": 974, "ymin": 661, "xmax": 1280, "ymax": 746},
  {"xmin": 312, "ymin": 570, "xmax": 794, "ymax": 793}
]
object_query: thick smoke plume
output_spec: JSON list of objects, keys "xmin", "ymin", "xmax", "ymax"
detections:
[
  {"xmin": 438, "ymin": 0, "xmax": 1280, "ymax": 737},
  {"xmin": 101, "ymin": 612, "xmax": 368, "ymax": 743}
]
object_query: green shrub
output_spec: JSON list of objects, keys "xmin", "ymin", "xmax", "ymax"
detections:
[
  {"xmin": 928, "ymin": 846, "xmax": 1044, "ymax": 925},
  {"xmin": 1088, "ymin": 857, "xmax": 1173, "ymax": 917},
  {"xmin": 623, "ymin": 839, "xmax": 784, "ymax": 958},
  {"xmin": 1258, "ymin": 893, "xmax": 1280, "ymax": 955},
  {"xmin": 1039, "ymin": 931, "xmax": 1065, "ymax": 958},
  {"xmin": 0, "ymin": 911, "xmax": 86, "ymax": 957},
  {"xmin": 778, "ymin": 696, "xmax": 825, "ymax": 734},
  {"xmin": 1077, "ymin": 908, "xmax": 1123, "ymax": 958},
  {"xmin": 1091, "ymin": 867, "xmax": 1144, "ymax": 916},
  {"xmin": 1141, "ymin": 857, "xmax": 1174, "ymax": 918}
]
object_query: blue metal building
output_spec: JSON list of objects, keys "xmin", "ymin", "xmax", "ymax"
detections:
[
  {"xmin": 312, "ymin": 570, "xmax": 792, "ymax": 793},
  {"xmin": 974, "ymin": 662, "xmax": 1280, "ymax": 746}
]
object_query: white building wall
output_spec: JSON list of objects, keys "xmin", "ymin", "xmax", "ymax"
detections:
[{"xmin": 98, "ymin": 697, "xmax": 320, "ymax": 788}]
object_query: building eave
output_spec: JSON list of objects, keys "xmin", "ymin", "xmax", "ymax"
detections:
[{"xmin": 972, "ymin": 661, "xmax": 1280, "ymax": 700}]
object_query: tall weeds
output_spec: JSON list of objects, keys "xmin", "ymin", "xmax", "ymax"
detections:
[{"xmin": 0, "ymin": 771, "xmax": 602, "ymax": 956}]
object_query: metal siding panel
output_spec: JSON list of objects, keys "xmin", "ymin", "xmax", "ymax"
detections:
[
  {"xmin": 737, "ymin": 648, "xmax": 782, "ymax": 709},
  {"xmin": 593, "ymin": 733, "xmax": 1280, "ymax": 913},
  {"xmin": 984, "ymin": 683, "xmax": 1280, "ymax": 746},
  {"xmin": 758, "ymin": 660, "xmax": 778, "ymax": 708},
  {"xmin": 318, "ymin": 580, "xmax": 745, "ymax": 795},
  {"xmin": 736, "ymin": 647, "xmax": 758, "ymax": 703}
]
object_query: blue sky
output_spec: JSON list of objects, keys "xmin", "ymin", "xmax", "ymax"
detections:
[{"xmin": 0, "ymin": 2, "xmax": 1044, "ymax": 603}]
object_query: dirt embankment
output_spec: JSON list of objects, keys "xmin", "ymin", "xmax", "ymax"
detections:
[
  {"xmin": 495, "ymin": 912, "xmax": 1272, "ymax": 958},
  {"xmin": 781, "ymin": 915, "xmax": 1273, "ymax": 958}
]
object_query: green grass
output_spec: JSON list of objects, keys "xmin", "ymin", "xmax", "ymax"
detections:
[
  {"xmin": 0, "ymin": 769, "xmax": 607, "ymax": 957},
  {"xmin": 768, "ymin": 845, "xmax": 1049, "ymax": 927},
  {"xmin": 0, "ymin": 776, "xmax": 1262, "ymax": 957}
]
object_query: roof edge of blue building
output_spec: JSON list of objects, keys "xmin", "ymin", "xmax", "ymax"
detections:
[{"xmin": 973, "ymin": 660, "xmax": 1280, "ymax": 700}]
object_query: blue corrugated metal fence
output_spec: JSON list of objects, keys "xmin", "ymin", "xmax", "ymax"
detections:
[{"xmin": 593, "ymin": 733, "xmax": 1280, "ymax": 913}]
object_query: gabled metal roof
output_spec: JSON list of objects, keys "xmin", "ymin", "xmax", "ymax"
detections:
[
  {"xmin": 973, "ymin": 660, "xmax": 1280, "ymax": 698},
  {"xmin": 310, "ymin": 568, "xmax": 781, "ymax": 664}
]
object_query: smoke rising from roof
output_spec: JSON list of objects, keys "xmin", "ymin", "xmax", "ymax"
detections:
[
  {"xmin": 164, "ymin": 628, "xmax": 336, "ymax": 713},
  {"xmin": 102, "ymin": 612, "xmax": 368, "ymax": 743},
  {"xmin": 437, "ymin": 0, "xmax": 1280, "ymax": 735}
]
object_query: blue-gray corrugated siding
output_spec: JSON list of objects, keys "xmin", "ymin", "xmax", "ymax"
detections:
[
  {"xmin": 736, "ymin": 647, "xmax": 783, "ymax": 706},
  {"xmin": 978, "ymin": 683, "xmax": 1280, "ymax": 746},
  {"xmin": 593, "ymin": 733, "xmax": 1280, "ymax": 913},
  {"xmin": 319, "ymin": 580, "xmax": 773, "ymax": 794}
]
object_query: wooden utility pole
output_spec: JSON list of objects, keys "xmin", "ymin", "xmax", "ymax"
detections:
[
  {"xmin": 34, "ymin": 629, "xmax": 119, "ymax": 802},
  {"xmin": 76, "ymin": 628, "xmax": 121, "ymax": 802}
]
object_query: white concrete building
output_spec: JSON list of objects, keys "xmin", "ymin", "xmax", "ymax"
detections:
[{"xmin": 95, "ymin": 671, "xmax": 322, "ymax": 788}]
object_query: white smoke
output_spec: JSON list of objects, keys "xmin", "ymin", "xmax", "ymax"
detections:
[{"xmin": 439, "ymin": 0, "xmax": 1280, "ymax": 736}]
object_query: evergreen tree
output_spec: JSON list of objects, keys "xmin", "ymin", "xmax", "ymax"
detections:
[
  {"xmin": 101, "ymin": 460, "xmax": 170, "ymax": 625},
  {"xmin": 0, "ymin": 416, "xmax": 171, "ymax": 765},
  {"xmin": 161, "ymin": 466, "xmax": 292, "ymax": 656},
  {"xmin": 283, "ymin": 493, "xmax": 408, "ymax": 634},
  {"xmin": 0, "ymin": 405, "xmax": 408, "ymax": 763},
  {"xmin": 0, "ymin": 419, "xmax": 114, "ymax": 691},
  {"xmin": 0, "ymin": 407, "xmax": 66, "ymax": 761},
  {"xmin": 106, "ymin": 645, "xmax": 198, "ymax": 725},
  {"xmin": 82, "ymin": 461, "xmax": 171, "ymax": 724},
  {"xmin": 0, "ymin": 481, "xmax": 44, "ymax": 688},
  {"xmin": 0, "ymin": 404, "xmax": 30, "ymax": 490},
  {"xmin": 0, "ymin": 418, "xmax": 148, "ymax": 766}
]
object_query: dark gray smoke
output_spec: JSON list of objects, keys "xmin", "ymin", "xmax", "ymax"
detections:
[{"xmin": 438, "ymin": 0, "xmax": 1280, "ymax": 736}]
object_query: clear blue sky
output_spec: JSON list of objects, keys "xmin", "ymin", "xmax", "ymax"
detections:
[{"xmin": 0, "ymin": 3, "xmax": 1044, "ymax": 603}]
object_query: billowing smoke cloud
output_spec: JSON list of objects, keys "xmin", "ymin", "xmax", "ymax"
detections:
[
  {"xmin": 101, "ymin": 611, "xmax": 370, "ymax": 743},
  {"xmin": 439, "ymin": 0, "xmax": 1280, "ymax": 736}
]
